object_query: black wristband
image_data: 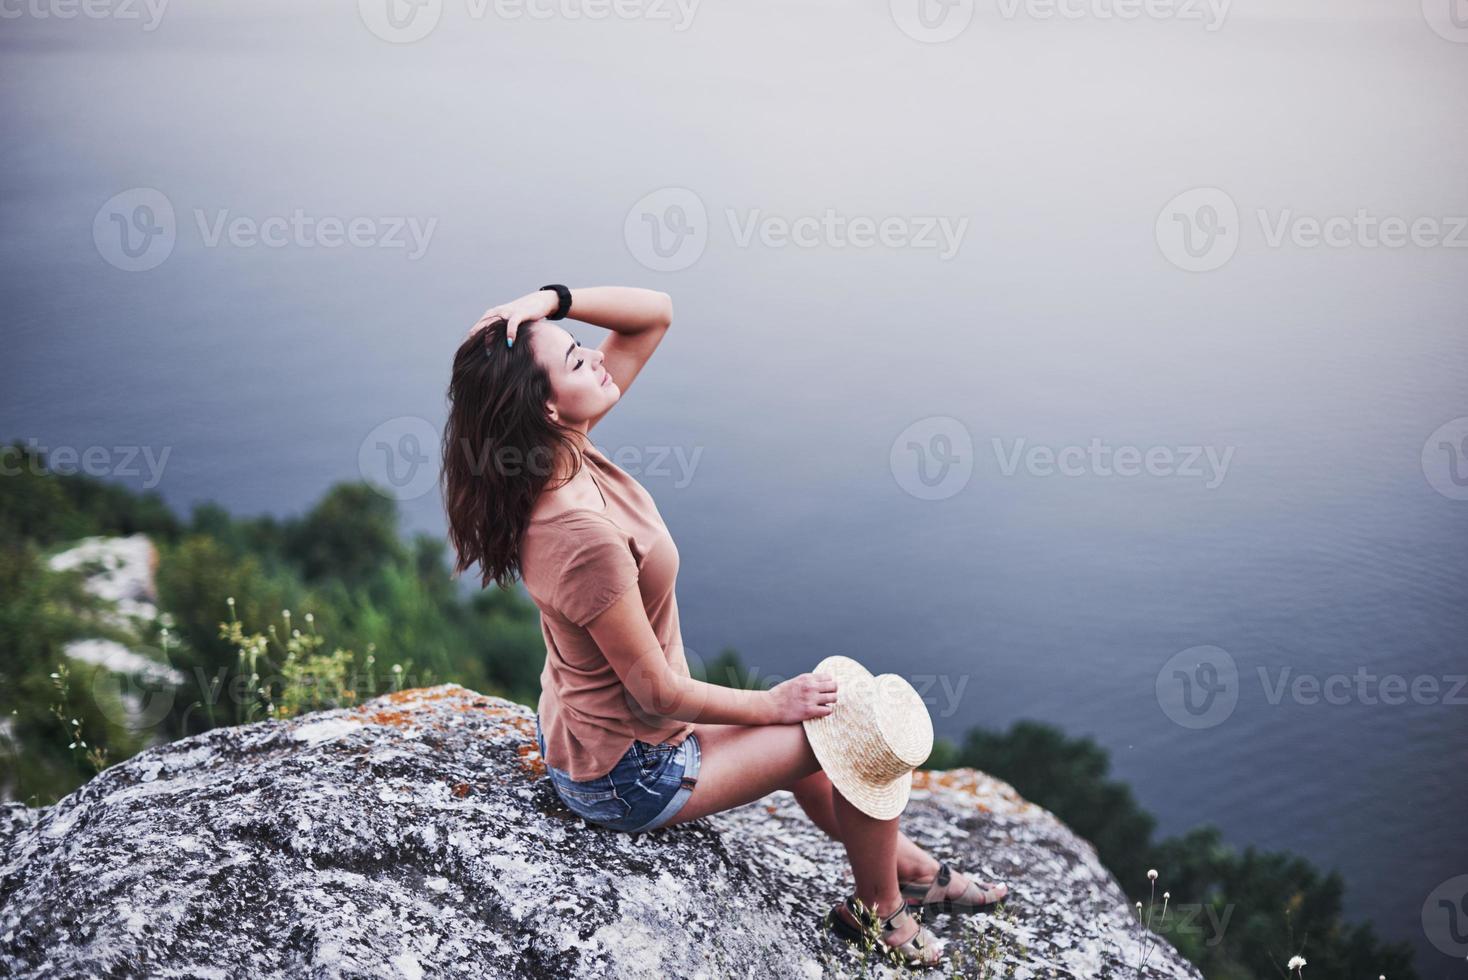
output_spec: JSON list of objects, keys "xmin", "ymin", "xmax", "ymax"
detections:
[{"xmin": 540, "ymin": 284, "xmax": 572, "ymax": 320}]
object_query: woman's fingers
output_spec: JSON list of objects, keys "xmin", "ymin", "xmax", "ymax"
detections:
[
  {"xmin": 466, "ymin": 308, "xmax": 506, "ymax": 343},
  {"xmin": 806, "ymin": 673, "xmax": 838, "ymax": 708},
  {"xmin": 808, "ymin": 672, "xmax": 838, "ymax": 711},
  {"xmin": 469, "ymin": 293, "xmax": 551, "ymax": 348}
]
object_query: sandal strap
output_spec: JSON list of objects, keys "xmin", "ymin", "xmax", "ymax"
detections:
[
  {"xmin": 951, "ymin": 871, "xmax": 1005, "ymax": 905},
  {"xmin": 879, "ymin": 902, "xmax": 923, "ymax": 943},
  {"xmin": 838, "ymin": 894, "xmax": 942, "ymax": 964},
  {"xmin": 903, "ymin": 860, "xmax": 1008, "ymax": 906},
  {"xmin": 882, "ymin": 906, "xmax": 937, "ymax": 958},
  {"xmin": 900, "ymin": 860, "xmax": 953, "ymax": 905},
  {"xmin": 880, "ymin": 902, "xmax": 907, "ymax": 931},
  {"xmin": 844, "ymin": 895, "xmax": 918, "ymax": 935}
]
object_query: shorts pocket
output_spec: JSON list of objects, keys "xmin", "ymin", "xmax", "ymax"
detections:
[
  {"xmin": 632, "ymin": 740, "xmax": 677, "ymax": 775},
  {"xmin": 550, "ymin": 774, "xmax": 633, "ymax": 825}
]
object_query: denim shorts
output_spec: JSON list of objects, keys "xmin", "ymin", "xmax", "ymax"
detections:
[{"xmin": 535, "ymin": 714, "xmax": 701, "ymax": 833}]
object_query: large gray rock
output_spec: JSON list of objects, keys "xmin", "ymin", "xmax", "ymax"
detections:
[{"xmin": 0, "ymin": 685, "xmax": 1200, "ymax": 979}]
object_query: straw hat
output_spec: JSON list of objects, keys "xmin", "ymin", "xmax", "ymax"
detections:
[{"xmin": 801, "ymin": 655, "xmax": 935, "ymax": 820}]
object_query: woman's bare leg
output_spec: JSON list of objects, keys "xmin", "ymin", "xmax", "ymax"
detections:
[
  {"xmin": 831, "ymin": 789, "xmax": 903, "ymax": 921},
  {"xmin": 659, "ymin": 722, "xmax": 922, "ymax": 940},
  {"xmin": 658, "ymin": 721, "xmax": 824, "ymax": 824},
  {"xmin": 666, "ymin": 722, "xmax": 940, "ymax": 881},
  {"xmin": 788, "ymin": 769, "xmax": 941, "ymax": 882}
]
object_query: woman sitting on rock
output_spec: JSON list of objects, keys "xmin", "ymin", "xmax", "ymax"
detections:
[{"xmin": 441, "ymin": 285, "xmax": 1008, "ymax": 967}]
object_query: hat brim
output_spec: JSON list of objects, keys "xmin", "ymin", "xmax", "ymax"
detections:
[{"xmin": 801, "ymin": 655, "xmax": 917, "ymax": 821}]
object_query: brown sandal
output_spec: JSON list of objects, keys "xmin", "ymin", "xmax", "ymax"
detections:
[
  {"xmin": 899, "ymin": 861, "xmax": 1009, "ymax": 914},
  {"xmin": 825, "ymin": 894, "xmax": 945, "ymax": 968}
]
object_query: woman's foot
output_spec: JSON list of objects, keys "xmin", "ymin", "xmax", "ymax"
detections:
[
  {"xmin": 828, "ymin": 894, "xmax": 945, "ymax": 967},
  {"xmin": 899, "ymin": 861, "xmax": 1009, "ymax": 914}
]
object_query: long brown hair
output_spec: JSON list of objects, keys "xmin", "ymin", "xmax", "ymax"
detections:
[{"xmin": 440, "ymin": 318, "xmax": 583, "ymax": 589}]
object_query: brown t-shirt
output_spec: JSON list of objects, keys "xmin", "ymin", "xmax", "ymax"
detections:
[{"xmin": 520, "ymin": 444, "xmax": 695, "ymax": 781}]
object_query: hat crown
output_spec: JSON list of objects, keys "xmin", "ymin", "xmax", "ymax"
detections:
[
  {"xmin": 801, "ymin": 655, "xmax": 935, "ymax": 820},
  {"xmin": 843, "ymin": 673, "xmax": 933, "ymax": 783},
  {"xmin": 873, "ymin": 673, "xmax": 935, "ymax": 766},
  {"xmin": 814, "ymin": 659, "xmax": 933, "ymax": 781}
]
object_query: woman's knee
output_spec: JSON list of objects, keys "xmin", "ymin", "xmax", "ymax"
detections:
[
  {"xmin": 794, "ymin": 766, "xmax": 832, "ymax": 787},
  {"xmin": 787, "ymin": 766, "xmax": 831, "ymax": 797},
  {"xmin": 788, "ymin": 723, "xmax": 823, "ymax": 782}
]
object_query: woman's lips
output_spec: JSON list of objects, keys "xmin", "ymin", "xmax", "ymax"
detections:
[{"xmin": 601, "ymin": 371, "xmax": 611, "ymax": 387}]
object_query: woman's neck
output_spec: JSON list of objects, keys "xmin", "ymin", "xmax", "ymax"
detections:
[{"xmin": 529, "ymin": 445, "xmax": 605, "ymax": 521}]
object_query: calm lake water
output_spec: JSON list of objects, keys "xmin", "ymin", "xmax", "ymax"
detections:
[{"xmin": 2, "ymin": 2, "xmax": 1464, "ymax": 971}]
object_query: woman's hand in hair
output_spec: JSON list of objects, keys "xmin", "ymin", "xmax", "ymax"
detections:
[
  {"xmin": 765, "ymin": 672, "xmax": 839, "ymax": 724},
  {"xmin": 465, "ymin": 290, "xmax": 560, "ymax": 347}
]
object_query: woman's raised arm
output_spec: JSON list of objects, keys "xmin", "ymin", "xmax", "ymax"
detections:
[{"xmin": 468, "ymin": 286, "xmax": 672, "ymax": 429}]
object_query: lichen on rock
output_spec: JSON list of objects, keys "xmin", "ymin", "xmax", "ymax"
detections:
[{"xmin": 0, "ymin": 685, "xmax": 1200, "ymax": 979}]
